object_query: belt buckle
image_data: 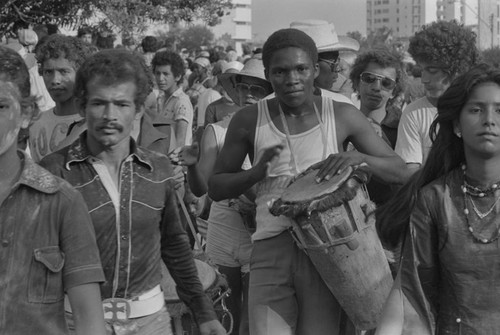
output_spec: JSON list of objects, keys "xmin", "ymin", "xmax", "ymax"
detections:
[{"xmin": 102, "ymin": 298, "xmax": 131, "ymax": 322}]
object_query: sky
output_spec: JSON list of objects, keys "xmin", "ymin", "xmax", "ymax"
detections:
[{"xmin": 251, "ymin": 0, "xmax": 366, "ymax": 42}]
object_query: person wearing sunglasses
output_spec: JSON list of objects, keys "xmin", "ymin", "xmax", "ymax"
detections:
[
  {"xmin": 349, "ymin": 47, "xmax": 407, "ymax": 206},
  {"xmin": 394, "ymin": 20, "xmax": 480, "ymax": 182},
  {"xmin": 290, "ymin": 19, "xmax": 359, "ymax": 105}
]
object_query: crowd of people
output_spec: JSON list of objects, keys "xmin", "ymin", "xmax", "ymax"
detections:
[{"xmin": 1, "ymin": 15, "xmax": 499, "ymax": 335}]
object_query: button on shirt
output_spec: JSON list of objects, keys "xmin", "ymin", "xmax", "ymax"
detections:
[
  {"xmin": 40, "ymin": 133, "xmax": 217, "ymax": 324},
  {"xmin": 0, "ymin": 151, "xmax": 104, "ymax": 335}
]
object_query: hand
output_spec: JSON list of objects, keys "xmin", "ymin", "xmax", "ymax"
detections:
[
  {"xmin": 172, "ymin": 165, "xmax": 185, "ymax": 189},
  {"xmin": 169, "ymin": 143, "xmax": 199, "ymax": 166},
  {"xmin": 310, "ymin": 151, "xmax": 366, "ymax": 183},
  {"xmin": 199, "ymin": 319, "xmax": 227, "ymax": 335},
  {"xmin": 253, "ymin": 143, "xmax": 284, "ymax": 180}
]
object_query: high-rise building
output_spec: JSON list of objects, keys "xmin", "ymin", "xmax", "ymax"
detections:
[
  {"xmin": 366, "ymin": 0, "xmax": 500, "ymax": 49},
  {"xmin": 211, "ymin": 0, "xmax": 252, "ymax": 55}
]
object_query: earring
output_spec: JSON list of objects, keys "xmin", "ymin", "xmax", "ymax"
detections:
[{"xmin": 456, "ymin": 131, "xmax": 462, "ymax": 138}]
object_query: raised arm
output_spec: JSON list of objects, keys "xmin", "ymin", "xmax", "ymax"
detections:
[
  {"xmin": 208, "ymin": 105, "xmax": 283, "ymax": 201},
  {"xmin": 315, "ymin": 103, "xmax": 407, "ymax": 184}
]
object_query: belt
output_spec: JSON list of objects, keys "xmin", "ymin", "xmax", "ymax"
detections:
[{"xmin": 65, "ymin": 284, "xmax": 165, "ymax": 321}]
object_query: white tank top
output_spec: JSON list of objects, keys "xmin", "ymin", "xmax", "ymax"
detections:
[{"xmin": 252, "ymin": 97, "xmax": 339, "ymax": 241}]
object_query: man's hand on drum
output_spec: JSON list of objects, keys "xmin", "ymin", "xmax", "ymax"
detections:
[
  {"xmin": 252, "ymin": 143, "xmax": 284, "ymax": 180},
  {"xmin": 311, "ymin": 151, "xmax": 366, "ymax": 183},
  {"xmin": 199, "ymin": 319, "xmax": 227, "ymax": 335},
  {"xmin": 169, "ymin": 142, "xmax": 199, "ymax": 167}
]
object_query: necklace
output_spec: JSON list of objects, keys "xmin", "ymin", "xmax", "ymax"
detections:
[{"xmin": 461, "ymin": 164, "xmax": 500, "ymax": 243}]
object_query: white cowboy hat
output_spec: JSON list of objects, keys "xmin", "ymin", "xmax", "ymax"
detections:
[
  {"xmin": 219, "ymin": 58, "xmax": 273, "ymax": 106},
  {"xmin": 290, "ymin": 19, "xmax": 360, "ymax": 53}
]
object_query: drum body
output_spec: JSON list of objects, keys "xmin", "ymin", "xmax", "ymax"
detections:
[{"xmin": 271, "ymin": 167, "xmax": 393, "ymax": 330}]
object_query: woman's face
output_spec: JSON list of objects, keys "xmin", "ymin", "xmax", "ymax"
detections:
[{"xmin": 457, "ymin": 82, "xmax": 500, "ymax": 159}]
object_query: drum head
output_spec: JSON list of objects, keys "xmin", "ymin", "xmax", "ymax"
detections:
[
  {"xmin": 161, "ymin": 259, "xmax": 217, "ymax": 302},
  {"xmin": 280, "ymin": 166, "xmax": 352, "ymax": 203}
]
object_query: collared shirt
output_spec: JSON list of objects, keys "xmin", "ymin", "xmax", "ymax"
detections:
[
  {"xmin": 40, "ymin": 134, "xmax": 216, "ymax": 324},
  {"xmin": 157, "ymin": 87, "xmax": 193, "ymax": 145},
  {"xmin": 0, "ymin": 151, "xmax": 104, "ymax": 335}
]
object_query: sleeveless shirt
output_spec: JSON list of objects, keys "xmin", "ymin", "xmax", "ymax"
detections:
[{"xmin": 252, "ymin": 97, "xmax": 339, "ymax": 241}]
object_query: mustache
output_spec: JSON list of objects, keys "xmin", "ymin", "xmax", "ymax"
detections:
[{"xmin": 97, "ymin": 122, "xmax": 123, "ymax": 131}]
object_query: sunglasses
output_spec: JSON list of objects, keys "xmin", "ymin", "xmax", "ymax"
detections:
[
  {"xmin": 359, "ymin": 72, "xmax": 397, "ymax": 90},
  {"xmin": 319, "ymin": 58, "xmax": 341, "ymax": 73},
  {"xmin": 235, "ymin": 83, "xmax": 268, "ymax": 99}
]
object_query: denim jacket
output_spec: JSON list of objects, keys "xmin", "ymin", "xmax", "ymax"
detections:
[
  {"xmin": 0, "ymin": 151, "xmax": 104, "ymax": 335},
  {"xmin": 40, "ymin": 133, "xmax": 217, "ymax": 325}
]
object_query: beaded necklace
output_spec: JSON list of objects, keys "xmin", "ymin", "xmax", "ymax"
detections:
[{"xmin": 461, "ymin": 164, "xmax": 500, "ymax": 244}]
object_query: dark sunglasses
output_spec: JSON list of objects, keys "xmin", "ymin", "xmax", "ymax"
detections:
[
  {"xmin": 359, "ymin": 72, "xmax": 396, "ymax": 90},
  {"xmin": 319, "ymin": 58, "xmax": 341, "ymax": 73},
  {"xmin": 235, "ymin": 83, "xmax": 268, "ymax": 99}
]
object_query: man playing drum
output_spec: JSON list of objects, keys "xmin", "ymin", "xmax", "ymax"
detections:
[
  {"xmin": 41, "ymin": 49, "xmax": 226, "ymax": 335},
  {"xmin": 208, "ymin": 28, "xmax": 406, "ymax": 335}
]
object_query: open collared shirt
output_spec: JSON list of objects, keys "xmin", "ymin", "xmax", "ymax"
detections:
[{"xmin": 40, "ymin": 133, "xmax": 216, "ymax": 325}]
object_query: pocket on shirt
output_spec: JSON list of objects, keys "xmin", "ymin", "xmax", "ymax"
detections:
[{"xmin": 28, "ymin": 246, "xmax": 65, "ymax": 303}]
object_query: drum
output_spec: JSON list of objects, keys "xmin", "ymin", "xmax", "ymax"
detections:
[
  {"xmin": 270, "ymin": 166, "xmax": 393, "ymax": 330},
  {"xmin": 161, "ymin": 259, "xmax": 232, "ymax": 334}
]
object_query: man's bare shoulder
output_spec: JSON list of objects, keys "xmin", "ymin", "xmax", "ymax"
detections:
[{"xmin": 228, "ymin": 103, "xmax": 259, "ymax": 130}]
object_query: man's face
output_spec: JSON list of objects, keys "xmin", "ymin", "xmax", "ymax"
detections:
[
  {"xmin": 267, "ymin": 47, "xmax": 319, "ymax": 108},
  {"xmin": 154, "ymin": 65, "xmax": 180, "ymax": 95},
  {"xmin": 236, "ymin": 76, "xmax": 270, "ymax": 106},
  {"xmin": 80, "ymin": 33, "xmax": 92, "ymax": 44},
  {"xmin": 42, "ymin": 57, "xmax": 77, "ymax": 104},
  {"xmin": 82, "ymin": 78, "xmax": 142, "ymax": 150},
  {"xmin": 358, "ymin": 62, "xmax": 397, "ymax": 112},
  {"xmin": 0, "ymin": 79, "xmax": 28, "ymax": 156},
  {"xmin": 418, "ymin": 61, "xmax": 451, "ymax": 100},
  {"xmin": 315, "ymin": 51, "xmax": 340, "ymax": 90}
]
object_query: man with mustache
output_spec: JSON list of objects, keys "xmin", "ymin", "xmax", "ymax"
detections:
[
  {"xmin": 40, "ymin": 49, "xmax": 226, "ymax": 335},
  {"xmin": 29, "ymin": 35, "xmax": 94, "ymax": 162},
  {"xmin": 395, "ymin": 20, "xmax": 480, "ymax": 181}
]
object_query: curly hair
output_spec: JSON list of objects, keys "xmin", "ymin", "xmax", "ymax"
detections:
[
  {"xmin": 151, "ymin": 50, "xmax": 185, "ymax": 80},
  {"xmin": 0, "ymin": 46, "xmax": 37, "ymax": 116},
  {"xmin": 36, "ymin": 34, "xmax": 94, "ymax": 71},
  {"xmin": 408, "ymin": 20, "xmax": 479, "ymax": 78},
  {"xmin": 262, "ymin": 28, "xmax": 318, "ymax": 75},
  {"xmin": 74, "ymin": 49, "xmax": 151, "ymax": 110},
  {"xmin": 350, "ymin": 47, "xmax": 407, "ymax": 98}
]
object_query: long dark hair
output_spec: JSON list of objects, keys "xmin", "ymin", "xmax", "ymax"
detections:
[{"xmin": 376, "ymin": 64, "xmax": 500, "ymax": 247}]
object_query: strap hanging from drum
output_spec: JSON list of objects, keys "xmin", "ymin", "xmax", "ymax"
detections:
[
  {"xmin": 175, "ymin": 190, "xmax": 203, "ymax": 251},
  {"xmin": 278, "ymin": 102, "xmax": 329, "ymax": 174}
]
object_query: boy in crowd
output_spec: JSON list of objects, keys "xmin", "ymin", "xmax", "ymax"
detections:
[{"xmin": 29, "ymin": 34, "xmax": 93, "ymax": 161}]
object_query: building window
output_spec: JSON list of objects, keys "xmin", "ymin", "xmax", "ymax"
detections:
[{"xmin": 383, "ymin": 18, "xmax": 389, "ymax": 22}]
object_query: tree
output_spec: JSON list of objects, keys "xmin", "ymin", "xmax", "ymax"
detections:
[
  {"xmin": 179, "ymin": 25, "xmax": 214, "ymax": 51},
  {"xmin": 482, "ymin": 47, "xmax": 500, "ymax": 68},
  {"xmin": 0, "ymin": 0, "xmax": 233, "ymax": 36}
]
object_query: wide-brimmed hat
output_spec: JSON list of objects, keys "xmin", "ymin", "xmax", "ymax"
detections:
[
  {"xmin": 219, "ymin": 58, "xmax": 273, "ymax": 106},
  {"xmin": 193, "ymin": 57, "xmax": 210, "ymax": 68},
  {"xmin": 290, "ymin": 19, "xmax": 359, "ymax": 53}
]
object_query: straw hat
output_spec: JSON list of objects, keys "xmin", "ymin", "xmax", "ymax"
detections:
[
  {"xmin": 290, "ymin": 19, "xmax": 359, "ymax": 53},
  {"xmin": 219, "ymin": 58, "xmax": 273, "ymax": 106}
]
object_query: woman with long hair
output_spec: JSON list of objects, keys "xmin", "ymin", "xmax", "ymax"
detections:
[{"xmin": 376, "ymin": 64, "xmax": 500, "ymax": 334}]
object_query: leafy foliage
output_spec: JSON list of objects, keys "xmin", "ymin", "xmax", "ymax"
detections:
[
  {"xmin": 178, "ymin": 25, "xmax": 214, "ymax": 51},
  {"xmin": 0, "ymin": 0, "xmax": 233, "ymax": 36},
  {"xmin": 481, "ymin": 46, "xmax": 500, "ymax": 68}
]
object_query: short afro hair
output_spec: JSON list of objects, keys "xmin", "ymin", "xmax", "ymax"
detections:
[
  {"xmin": 262, "ymin": 28, "xmax": 318, "ymax": 74},
  {"xmin": 151, "ymin": 50, "xmax": 185, "ymax": 81},
  {"xmin": 350, "ymin": 47, "xmax": 407, "ymax": 98},
  {"xmin": 408, "ymin": 20, "xmax": 480, "ymax": 78},
  {"xmin": 36, "ymin": 34, "xmax": 94, "ymax": 71},
  {"xmin": 74, "ymin": 49, "xmax": 151, "ymax": 110},
  {"xmin": 141, "ymin": 36, "xmax": 158, "ymax": 53}
]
